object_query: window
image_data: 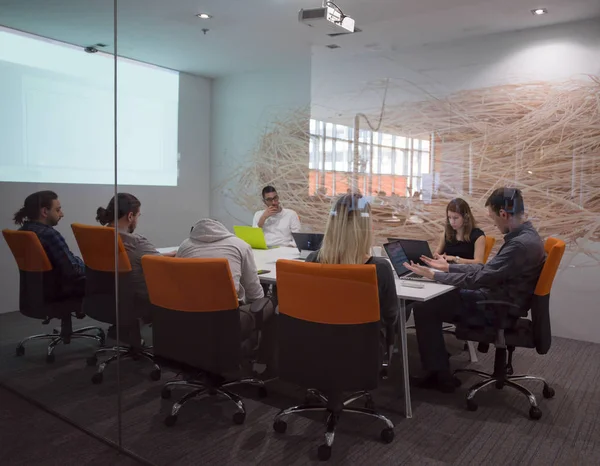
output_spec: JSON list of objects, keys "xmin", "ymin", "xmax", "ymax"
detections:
[{"xmin": 309, "ymin": 119, "xmax": 432, "ymax": 198}]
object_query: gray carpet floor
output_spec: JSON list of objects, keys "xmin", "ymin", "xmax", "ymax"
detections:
[
  {"xmin": 1, "ymin": 310, "xmax": 599, "ymax": 465},
  {"xmin": 0, "ymin": 386, "xmax": 143, "ymax": 465}
]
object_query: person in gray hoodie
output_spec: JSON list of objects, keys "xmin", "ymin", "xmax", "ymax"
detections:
[{"xmin": 177, "ymin": 219, "xmax": 275, "ymax": 370}]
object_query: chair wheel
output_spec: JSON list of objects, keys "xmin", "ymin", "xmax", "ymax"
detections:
[
  {"xmin": 467, "ymin": 399, "xmax": 478, "ymax": 412},
  {"xmin": 543, "ymin": 385, "xmax": 555, "ymax": 399},
  {"xmin": 365, "ymin": 399, "xmax": 375, "ymax": 410},
  {"xmin": 380, "ymin": 428, "xmax": 394, "ymax": 444},
  {"xmin": 258, "ymin": 386, "xmax": 268, "ymax": 398},
  {"xmin": 273, "ymin": 419, "xmax": 287, "ymax": 433},
  {"xmin": 149, "ymin": 369, "xmax": 161, "ymax": 381},
  {"xmin": 15, "ymin": 346, "xmax": 25, "ymax": 357},
  {"xmin": 529, "ymin": 406, "xmax": 542, "ymax": 420},
  {"xmin": 164, "ymin": 415, "xmax": 177, "ymax": 427},
  {"xmin": 161, "ymin": 387, "xmax": 172, "ymax": 399},
  {"xmin": 232, "ymin": 412, "xmax": 246, "ymax": 425},
  {"xmin": 317, "ymin": 444, "xmax": 332, "ymax": 461},
  {"xmin": 46, "ymin": 353, "xmax": 55, "ymax": 364},
  {"xmin": 91, "ymin": 373, "xmax": 103, "ymax": 384},
  {"xmin": 86, "ymin": 356, "xmax": 98, "ymax": 367}
]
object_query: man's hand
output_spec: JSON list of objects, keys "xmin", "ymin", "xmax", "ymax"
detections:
[
  {"xmin": 258, "ymin": 206, "xmax": 279, "ymax": 227},
  {"xmin": 421, "ymin": 254, "xmax": 450, "ymax": 272},
  {"xmin": 403, "ymin": 261, "xmax": 436, "ymax": 280}
]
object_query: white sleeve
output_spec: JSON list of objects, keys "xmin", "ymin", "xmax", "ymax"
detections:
[
  {"xmin": 252, "ymin": 211, "xmax": 260, "ymax": 228},
  {"xmin": 240, "ymin": 246, "xmax": 264, "ymax": 303},
  {"xmin": 290, "ymin": 211, "xmax": 301, "ymax": 233}
]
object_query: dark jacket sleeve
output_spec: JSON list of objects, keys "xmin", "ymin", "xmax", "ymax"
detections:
[
  {"xmin": 433, "ymin": 241, "xmax": 527, "ymax": 289},
  {"xmin": 373, "ymin": 258, "xmax": 399, "ymax": 326}
]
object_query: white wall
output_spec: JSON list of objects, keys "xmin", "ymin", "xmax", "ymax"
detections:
[
  {"xmin": 210, "ymin": 55, "xmax": 312, "ymax": 228},
  {"xmin": 311, "ymin": 18, "xmax": 600, "ymax": 343},
  {"xmin": 0, "ymin": 72, "xmax": 211, "ymax": 313},
  {"xmin": 312, "ymin": 18, "xmax": 600, "ymax": 122}
]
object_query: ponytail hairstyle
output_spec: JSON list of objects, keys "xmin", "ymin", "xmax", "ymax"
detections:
[
  {"xmin": 13, "ymin": 191, "xmax": 58, "ymax": 225},
  {"xmin": 96, "ymin": 193, "xmax": 141, "ymax": 226}
]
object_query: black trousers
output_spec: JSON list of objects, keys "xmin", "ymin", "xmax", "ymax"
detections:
[{"xmin": 413, "ymin": 289, "xmax": 488, "ymax": 372}]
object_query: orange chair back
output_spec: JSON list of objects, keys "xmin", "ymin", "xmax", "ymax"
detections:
[
  {"xmin": 483, "ymin": 236, "xmax": 496, "ymax": 263},
  {"xmin": 71, "ymin": 223, "xmax": 131, "ymax": 272},
  {"xmin": 2, "ymin": 229, "xmax": 52, "ymax": 272},
  {"xmin": 276, "ymin": 259, "xmax": 380, "ymax": 325},
  {"xmin": 534, "ymin": 238, "xmax": 565, "ymax": 297},
  {"xmin": 142, "ymin": 256, "xmax": 239, "ymax": 312}
]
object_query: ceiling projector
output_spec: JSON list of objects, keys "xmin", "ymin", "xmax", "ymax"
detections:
[{"xmin": 298, "ymin": 5, "xmax": 355, "ymax": 35}]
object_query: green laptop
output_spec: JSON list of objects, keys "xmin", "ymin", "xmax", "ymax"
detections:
[{"xmin": 233, "ymin": 226, "xmax": 269, "ymax": 250}]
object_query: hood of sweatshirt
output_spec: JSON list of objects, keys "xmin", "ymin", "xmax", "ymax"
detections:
[{"xmin": 188, "ymin": 218, "xmax": 235, "ymax": 243}]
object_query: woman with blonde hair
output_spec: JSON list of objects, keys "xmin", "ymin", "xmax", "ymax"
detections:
[
  {"xmin": 305, "ymin": 193, "xmax": 398, "ymax": 325},
  {"xmin": 434, "ymin": 198, "xmax": 486, "ymax": 264}
]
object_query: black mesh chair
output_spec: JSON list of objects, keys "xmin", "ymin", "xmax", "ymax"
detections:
[
  {"xmin": 454, "ymin": 237, "xmax": 565, "ymax": 420},
  {"xmin": 142, "ymin": 255, "xmax": 270, "ymax": 427},
  {"xmin": 3, "ymin": 229, "xmax": 105, "ymax": 363},
  {"xmin": 273, "ymin": 259, "xmax": 394, "ymax": 461},
  {"xmin": 71, "ymin": 223, "xmax": 160, "ymax": 384}
]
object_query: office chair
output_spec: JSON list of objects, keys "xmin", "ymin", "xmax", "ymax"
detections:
[
  {"xmin": 71, "ymin": 223, "xmax": 160, "ymax": 384},
  {"xmin": 141, "ymin": 255, "xmax": 269, "ymax": 427},
  {"xmin": 273, "ymin": 259, "xmax": 394, "ymax": 461},
  {"xmin": 2, "ymin": 230, "xmax": 105, "ymax": 363},
  {"xmin": 454, "ymin": 237, "xmax": 565, "ymax": 420},
  {"xmin": 483, "ymin": 236, "xmax": 496, "ymax": 262}
]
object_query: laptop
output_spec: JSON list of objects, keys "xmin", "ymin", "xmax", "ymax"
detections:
[
  {"xmin": 233, "ymin": 226, "xmax": 269, "ymax": 250},
  {"xmin": 387, "ymin": 238, "xmax": 433, "ymax": 266},
  {"xmin": 292, "ymin": 232, "xmax": 324, "ymax": 259},
  {"xmin": 383, "ymin": 241, "xmax": 434, "ymax": 282}
]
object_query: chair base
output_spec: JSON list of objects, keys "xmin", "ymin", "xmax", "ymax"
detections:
[
  {"xmin": 454, "ymin": 368, "xmax": 555, "ymax": 420},
  {"xmin": 15, "ymin": 326, "xmax": 106, "ymax": 363},
  {"xmin": 160, "ymin": 376, "xmax": 267, "ymax": 426},
  {"xmin": 273, "ymin": 390, "xmax": 394, "ymax": 461},
  {"xmin": 87, "ymin": 346, "xmax": 161, "ymax": 384}
]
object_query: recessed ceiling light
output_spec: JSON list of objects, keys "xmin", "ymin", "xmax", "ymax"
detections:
[
  {"xmin": 196, "ymin": 13, "xmax": 212, "ymax": 19},
  {"xmin": 527, "ymin": 170, "xmax": 533, "ymax": 174},
  {"xmin": 531, "ymin": 8, "xmax": 548, "ymax": 15}
]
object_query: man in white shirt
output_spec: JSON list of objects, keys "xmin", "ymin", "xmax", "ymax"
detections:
[{"xmin": 252, "ymin": 186, "xmax": 301, "ymax": 247}]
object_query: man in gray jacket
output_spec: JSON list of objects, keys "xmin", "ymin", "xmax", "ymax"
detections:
[
  {"xmin": 404, "ymin": 188, "xmax": 545, "ymax": 393},
  {"xmin": 177, "ymin": 219, "xmax": 275, "ymax": 370}
]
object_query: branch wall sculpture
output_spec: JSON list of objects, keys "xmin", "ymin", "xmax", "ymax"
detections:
[{"xmin": 228, "ymin": 77, "xmax": 600, "ymax": 257}]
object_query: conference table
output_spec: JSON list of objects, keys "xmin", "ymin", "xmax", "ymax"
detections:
[{"xmin": 157, "ymin": 246, "xmax": 455, "ymax": 419}]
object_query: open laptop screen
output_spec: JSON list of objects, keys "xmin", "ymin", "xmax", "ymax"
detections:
[{"xmin": 382, "ymin": 241, "xmax": 411, "ymax": 278}]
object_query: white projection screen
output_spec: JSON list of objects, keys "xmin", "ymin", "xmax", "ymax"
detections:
[{"xmin": 0, "ymin": 27, "xmax": 180, "ymax": 186}]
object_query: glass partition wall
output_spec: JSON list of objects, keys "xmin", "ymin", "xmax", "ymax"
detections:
[{"xmin": 0, "ymin": 0, "xmax": 131, "ymax": 460}]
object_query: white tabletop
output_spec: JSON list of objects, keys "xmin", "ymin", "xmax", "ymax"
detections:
[{"xmin": 159, "ymin": 245, "xmax": 454, "ymax": 302}]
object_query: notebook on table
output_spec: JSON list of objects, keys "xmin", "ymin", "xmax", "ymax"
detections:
[
  {"xmin": 233, "ymin": 226, "xmax": 269, "ymax": 250},
  {"xmin": 383, "ymin": 241, "xmax": 434, "ymax": 282}
]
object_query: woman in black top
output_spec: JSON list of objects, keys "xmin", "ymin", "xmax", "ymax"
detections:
[
  {"xmin": 305, "ymin": 193, "xmax": 398, "ymax": 326},
  {"xmin": 434, "ymin": 198, "xmax": 486, "ymax": 264}
]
